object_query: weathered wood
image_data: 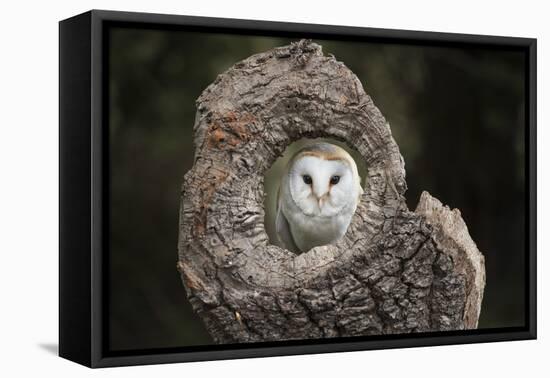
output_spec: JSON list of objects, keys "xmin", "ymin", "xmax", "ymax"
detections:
[{"xmin": 177, "ymin": 39, "xmax": 486, "ymax": 343}]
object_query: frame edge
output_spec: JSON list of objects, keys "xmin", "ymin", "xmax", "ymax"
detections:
[{"xmin": 59, "ymin": 11, "xmax": 93, "ymax": 368}]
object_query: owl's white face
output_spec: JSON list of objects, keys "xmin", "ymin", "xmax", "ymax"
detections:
[{"xmin": 288, "ymin": 156, "xmax": 357, "ymax": 217}]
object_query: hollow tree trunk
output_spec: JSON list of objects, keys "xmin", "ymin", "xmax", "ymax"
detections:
[{"xmin": 177, "ymin": 40, "xmax": 486, "ymax": 343}]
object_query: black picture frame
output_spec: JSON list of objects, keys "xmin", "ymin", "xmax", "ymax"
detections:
[{"xmin": 59, "ymin": 9, "xmax": 537, "ymax": 368}]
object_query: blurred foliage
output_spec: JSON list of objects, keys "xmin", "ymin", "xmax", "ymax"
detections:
[{"xmin": 109, "ymin": 27, "xmax": 526, "ymax": 351}]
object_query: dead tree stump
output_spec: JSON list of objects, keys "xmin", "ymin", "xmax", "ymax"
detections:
[{"xmin": 177, "ymin": 40, "xmax": 486, "ymax": 343}]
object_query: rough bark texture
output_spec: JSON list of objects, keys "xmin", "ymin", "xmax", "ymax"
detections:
[{"xmin": 177, "ymin": 40, "xmax": 486, "ymax": 343}]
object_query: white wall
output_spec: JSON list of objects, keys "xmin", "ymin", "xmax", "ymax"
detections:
[{"xmin": 0, "ymin": 0, "xmax": 546, "ymax": 376}]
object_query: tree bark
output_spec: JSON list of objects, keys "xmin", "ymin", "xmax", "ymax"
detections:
[{"xmin": 177, "ymin": 39, "xmax": 486, "ymax": 343}]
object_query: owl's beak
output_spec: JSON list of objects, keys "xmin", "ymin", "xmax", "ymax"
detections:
[{"xmin": 315, "ymin": 193, "xmax": 329, "ymax": 208}]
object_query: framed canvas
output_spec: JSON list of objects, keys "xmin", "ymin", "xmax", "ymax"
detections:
[{"xmin": 59, "ymin": 9, "xmax": 537, "ymax": 368}]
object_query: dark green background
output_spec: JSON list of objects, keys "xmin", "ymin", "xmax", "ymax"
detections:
[{"xmin": 108, "ymin": 27, "xmax": 526, "ymax": 351}]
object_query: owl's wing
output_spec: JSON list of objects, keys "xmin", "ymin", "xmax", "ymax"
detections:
[
  {"xmin": 358, "ymin": 180, "xmax": 364, "ymax": 201},
  {"xmin": 276, "ymin": 186, "xmax": 300, "ymax": 253}
]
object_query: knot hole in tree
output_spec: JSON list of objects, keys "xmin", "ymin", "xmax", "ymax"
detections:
[{"xmin": 263, "ymin": 137, "xmax": 370, "ymax": 254}]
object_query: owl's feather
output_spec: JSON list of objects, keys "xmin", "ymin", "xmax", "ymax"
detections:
[{"xmin": 275, "ymin": 185, "xmax": 299, "ymax": 252}]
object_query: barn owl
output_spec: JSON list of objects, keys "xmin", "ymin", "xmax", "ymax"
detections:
[{"xmin": 276, "ymin": 142, "xmax": 363, "ymax": 253}]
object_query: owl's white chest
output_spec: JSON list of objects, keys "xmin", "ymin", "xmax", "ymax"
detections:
[{"xmin": 284, "ymin": 207, "xmax": 353, "ymax": 252}]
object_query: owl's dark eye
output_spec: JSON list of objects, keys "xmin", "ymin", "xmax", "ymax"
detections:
[
  {"xmin": 302, "ymin": 175, "xmax": 312, "ymax": 185},
  {"xmin": 330, "ymin": 175, "xmax": 340, "ymax": 185}
]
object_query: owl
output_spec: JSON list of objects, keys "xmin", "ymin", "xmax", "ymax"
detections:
[{"xmin": 276, "ymin": 142, "xmax": 363, "ymax": 253}]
